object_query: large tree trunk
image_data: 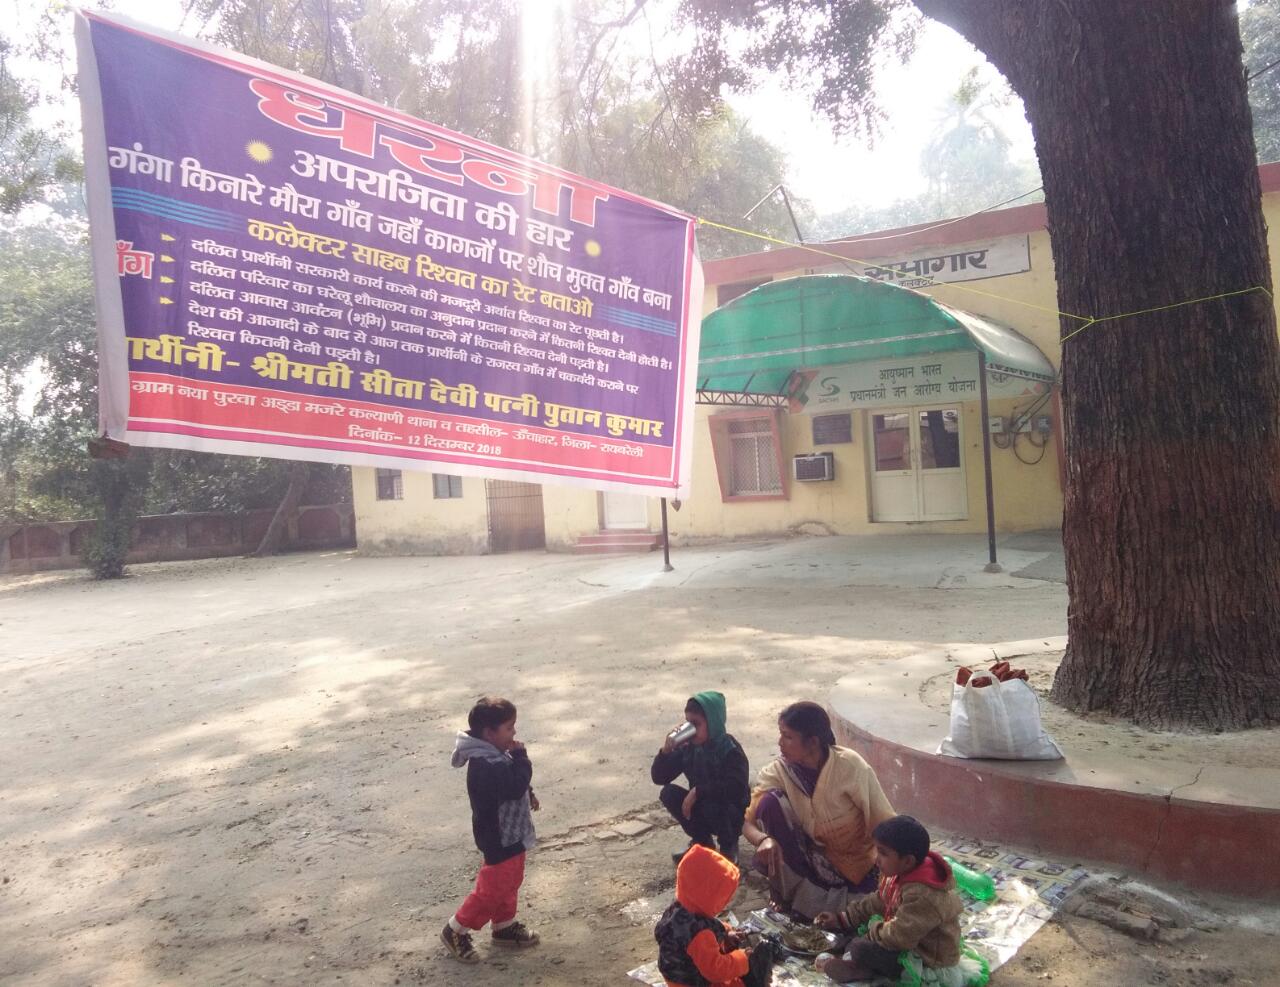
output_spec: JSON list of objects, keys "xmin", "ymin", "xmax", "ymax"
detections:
[
  {"xmin": 250, "ymin": 462, "xmax": 309, "ymax": 558},
  {"xmin": 85, "ymin": 458, "xmax": 136, "ymax": 579},
  {"xmin": 916, "ymin": 0, "xmax": 1280, "ymax": 729}
]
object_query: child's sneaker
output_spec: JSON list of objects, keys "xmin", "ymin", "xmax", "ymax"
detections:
[
  {"xmin": 491, "ymin": 920, "xmax": 540, "ymax": 948},
  {"xmin": 441, "ymin": 923, "xmax": 480, "ymax": 963}
]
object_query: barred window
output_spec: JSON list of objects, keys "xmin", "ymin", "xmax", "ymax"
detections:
[
  {"xmin": 727, "ymin": 417, "xmax": 782, "ymax": 495},
  {"xmin": 375, "ymin": 468, "xmax": 403, "ymax": 501},
  {"xmin": 433, "ymin": 473, "xmax": 463, "ymax": 499}
]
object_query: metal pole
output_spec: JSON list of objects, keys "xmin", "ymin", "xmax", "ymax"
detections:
[
  {"xmin": 977, "ymin": 351, "xmax": 1001, "ymax": 572},
  {"xmin": 743, "ymin": 183, "xmax": 806, "ymax": 244},
  {"xmin": 660, "ymin": 498, "xmax": 674, "ymax": 572},
  {"xmin": 778, "ymin": 186, "xmax": 806, "ymax": 244}
]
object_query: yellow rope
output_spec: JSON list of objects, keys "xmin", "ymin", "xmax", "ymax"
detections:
[
  {"xmin": 696, "ymin": 216, "xmax": 1273, "ymax": 345},
  {"xmin": 1059, "ymin": 286, "xmax": 1273, "ymax": 343},
  {"xmin": 1057, "ymin": 318, "xmax": 1097, "ymax": 345}
]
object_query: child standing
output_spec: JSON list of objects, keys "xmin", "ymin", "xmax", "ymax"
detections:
[
  {"xmin": 651, "ymin": 691, "xmax": 750, "ymax": 864},
  {"xmin": 655, "ymin": 843, "xmax": 775, "ymax": 987},
  {"xmin": 441, "ymin": 696, "xmax": 541, "ymax": 964},
  {"xmin": 814, "ymin": 815, "xmax": 966, "ymax": 984}
]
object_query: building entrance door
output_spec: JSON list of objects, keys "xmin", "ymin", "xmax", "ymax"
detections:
[
  {"xmin": 602, "ymin": 492, "xmax": 649, "ymax": 530},
  {"xmin": 485, "ymin": 480, "xmax": 546, "ymax": 552},
  {"xmin": 868, "ymin": 406, "xmax": 967, "ymax": 522}
]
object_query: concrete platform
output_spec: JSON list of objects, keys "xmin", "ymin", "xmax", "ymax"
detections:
[
  {"xmin": 572, "ymin": 530, "xmax": 662, "ymax": 554},
  {"xmin": 830, "ymin": 637, "xmax": 1280, "ymax": 899}
]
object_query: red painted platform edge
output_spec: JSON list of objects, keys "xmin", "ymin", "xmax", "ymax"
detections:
[{"xmin": 834, "ymin": 716, "xmax": 1280, "ymax": 900}]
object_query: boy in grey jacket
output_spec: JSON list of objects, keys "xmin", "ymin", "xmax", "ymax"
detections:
[{"xmin": 441, "ymin": 697, "xmax": 540, "ymax": 963}]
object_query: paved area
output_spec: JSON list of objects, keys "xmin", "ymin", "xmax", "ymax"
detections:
[
  {"xmin": 595, "ymin": 529, "xmax": 1066, "ymax": 590},
  {"xmin": 1003, "ymin": 530, "xmax": 1067, "ymax": 584}
]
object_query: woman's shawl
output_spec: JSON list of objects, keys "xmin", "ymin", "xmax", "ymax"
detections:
[{"xmin": 752, "ymin": 746, "xmax": 895, "ymax": 885}]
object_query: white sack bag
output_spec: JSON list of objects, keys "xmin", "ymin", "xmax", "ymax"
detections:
[{"xmin": 937, "ymin": 677, "xmax": 1064, "ymax": 760}]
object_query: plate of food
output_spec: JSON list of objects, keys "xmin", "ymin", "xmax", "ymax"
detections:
[{"xmin": 778, "ymin": 924, "xmax": 841, "ymax": 957}]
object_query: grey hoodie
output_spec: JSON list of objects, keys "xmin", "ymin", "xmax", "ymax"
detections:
[{"xmin": 451, "ymin": 731, "xmax": 536, "ymax": 863}]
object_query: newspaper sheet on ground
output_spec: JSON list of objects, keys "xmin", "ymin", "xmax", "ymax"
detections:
[{"xmin": 625, "ymin": 835, "xmax": 1093, "ymax": 985}]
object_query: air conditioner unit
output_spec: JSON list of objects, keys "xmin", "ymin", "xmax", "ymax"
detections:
[{"xmin": 793, "ymin": 452, "xmax": 835, "ymax": 482}]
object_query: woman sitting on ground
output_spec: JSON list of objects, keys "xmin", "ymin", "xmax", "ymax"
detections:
[{"xmin": 743, "ymin": 701, "xmax": 896, "ymax": 920}]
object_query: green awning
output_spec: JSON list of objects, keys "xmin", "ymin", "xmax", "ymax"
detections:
[{"xmin": 697, "ymin": 274, "xmax": 1057, "ymax": 394}]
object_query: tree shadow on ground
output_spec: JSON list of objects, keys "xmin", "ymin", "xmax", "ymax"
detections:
[{"xmin": 1, "ymin": 549, "xmax": 1067, "ymax": 984}]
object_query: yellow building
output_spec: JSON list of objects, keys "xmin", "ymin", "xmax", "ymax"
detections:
[{"xmin": 352, "ymin": 164, "xmax": 1280, "ymax": 555}]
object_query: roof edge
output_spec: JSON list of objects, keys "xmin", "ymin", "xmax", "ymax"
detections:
[{"xmin": 705, "ymin": 160, "xmax": 1280, "ymax": 287}]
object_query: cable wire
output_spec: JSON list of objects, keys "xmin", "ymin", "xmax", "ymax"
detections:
[
  {"xmin": 828, "ymin": 185, "xmax": 1044, "ymax": 246},
  {"xmin": 1248, "ymin": 54, "xmax": 1280, "ymax": 82}
]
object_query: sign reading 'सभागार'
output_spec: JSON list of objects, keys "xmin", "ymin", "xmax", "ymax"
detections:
[{"xmin": 820, "ymin": 235, "xmax": 1031, "ymax": 289}]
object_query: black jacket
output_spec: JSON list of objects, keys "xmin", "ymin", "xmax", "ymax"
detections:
[
  {"xmin": 655, "ymin": 901, "xmax": 727, "ymax": 987},
  {"xmin": 651, "ymin": 736, "xmax": 750, "ymax": 810},
  {"xmin": 459, "ymin": 743, "xmax": 534, "ymax": 865}
]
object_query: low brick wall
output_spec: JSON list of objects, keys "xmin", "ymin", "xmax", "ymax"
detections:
[{"xmin": 1, "ymin": 504, "xmax": 355, "ymax": 575}]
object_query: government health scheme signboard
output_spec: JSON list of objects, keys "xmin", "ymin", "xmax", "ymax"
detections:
[{"xmin": 76, "ymin": 12, "xmax": 703, "ymax": 496}]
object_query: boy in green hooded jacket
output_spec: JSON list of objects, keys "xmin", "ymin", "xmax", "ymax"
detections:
[{"xmin": 651, "ymin": 691, "xmax": 751, "ymax": 865}]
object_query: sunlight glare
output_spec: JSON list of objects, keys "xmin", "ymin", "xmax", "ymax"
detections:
[{"xmin": 519, "ymin": 0, "xmax": 572, "ymax": 157}]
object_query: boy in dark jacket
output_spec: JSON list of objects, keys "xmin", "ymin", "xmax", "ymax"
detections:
[
  {"xmin": 655, "ymin": 843, "xmax": 774, "ymax": 987},
  {"xmin": 814, "ymin": 815, "xmax": 964, "ymax": 983},
  {"xmin": 652, "ymin": 691, "xmax": 750, "ymax": 864},
  {"xmin": 441, "ymin": 696, "xmax": 541, "ymax": 964}
]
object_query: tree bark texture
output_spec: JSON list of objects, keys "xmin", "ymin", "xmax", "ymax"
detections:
[
  {"xmin": 914, "ymin": 0, "xmax": 1280, "ymax": 729},
  {"xmin": 87, "ymin": 461, "xmax": 134, "ymax": 580},
  {"xmin": 250, "ymin": 461, "xmax": 309, "ymax": 558}
]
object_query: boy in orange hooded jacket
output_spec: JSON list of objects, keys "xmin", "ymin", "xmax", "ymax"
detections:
[{"xmin": 654, "ymin": 844, "xmax": 775, "ymax": 987}]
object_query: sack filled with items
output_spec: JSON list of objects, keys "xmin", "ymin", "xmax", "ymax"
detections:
[{"xmin": 937, "ymin": 661, "xmax": 1063, "ymax": 760}]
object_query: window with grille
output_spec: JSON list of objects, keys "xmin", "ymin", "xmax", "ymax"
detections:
[
  {"xmin": 375, "ymin": 468, "xmax": 403, "ymax": 501},
  {"xmin": 727, "ymin": 418, "xmax": 782, "ymax": 495},
  {"xmin": 433, "ymin": 473, "xmax": 463, "ymax": 499}
]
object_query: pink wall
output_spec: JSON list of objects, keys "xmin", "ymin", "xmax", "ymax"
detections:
[{"xmin": 1, "ymin": 504, "xmax": 355, "ymax": 575}]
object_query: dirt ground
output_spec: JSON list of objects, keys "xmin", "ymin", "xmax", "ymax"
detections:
[{"xmin": 2, "ymin": 539, "xmax": 1277, "ymax": 986}]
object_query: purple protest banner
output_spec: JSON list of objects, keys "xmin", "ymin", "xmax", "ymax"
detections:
[{"xmin": 76, "ymin": 11, "xmax": 703, "ymax": 496}]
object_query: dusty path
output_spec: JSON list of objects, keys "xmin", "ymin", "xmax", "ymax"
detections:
[{"xmin": 1, "ymin": 539, "xmax": 1275, "ymax": 985}]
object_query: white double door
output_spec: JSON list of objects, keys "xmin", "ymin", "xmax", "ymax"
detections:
[{"xmin": 868, "ymin": 406, "xmax": 967, "ymax": 522}]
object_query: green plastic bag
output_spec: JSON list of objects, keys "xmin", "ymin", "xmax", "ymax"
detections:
[
  {"xmin": 944, "ymin": 856, "xmax": 996, "ymax": 902},
  {"xmin": 853, "ymin": 915, "xmax": 991, "ymax": 987}
]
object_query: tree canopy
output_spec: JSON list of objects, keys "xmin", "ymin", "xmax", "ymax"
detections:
[
  {"xmin": 1242, "ymin": 0, "xmax": 1280, "ymax": 162},
  {"xmin": 0, "ymin": 39, "xmax": 79, "ymax": 213},
  {"xmin": 810, "ymin": 65, "xmax": 1041, "ymax": 240}
]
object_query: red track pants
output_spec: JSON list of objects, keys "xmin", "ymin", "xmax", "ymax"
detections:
[{"xmin": 454, "ymin": 852, "xmax": 525, "ymax": 930}]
